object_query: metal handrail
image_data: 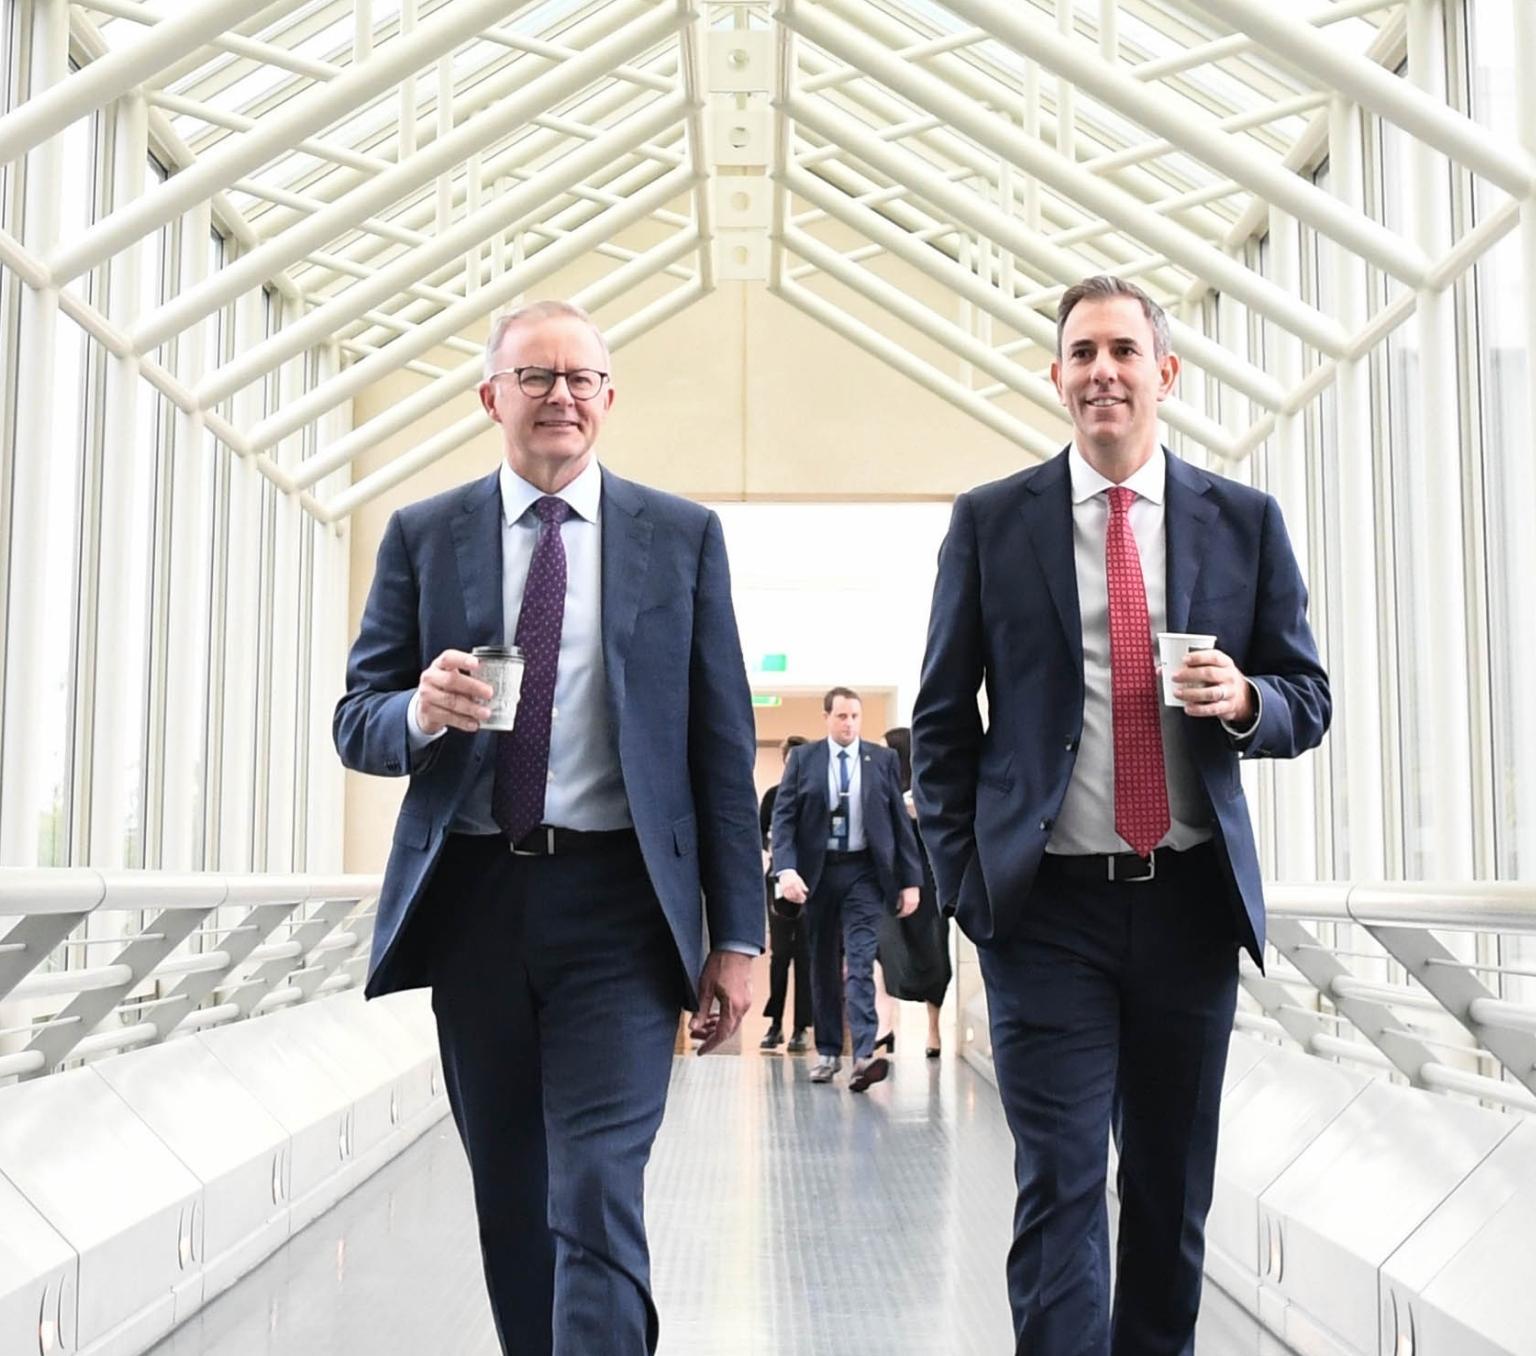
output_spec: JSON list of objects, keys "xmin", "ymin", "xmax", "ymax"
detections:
[
  {"xmin": 1248, "ymin": 881, "xmax": 1536, "ymax": 1113},
  {"xmin": 0, "ymin": 869, "xmax": 383, "ymax": 1082}
]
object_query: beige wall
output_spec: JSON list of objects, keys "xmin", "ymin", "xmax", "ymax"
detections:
[{"xmin": 341, "ymin": 216, "xmax": 1064, "ymax": 870}]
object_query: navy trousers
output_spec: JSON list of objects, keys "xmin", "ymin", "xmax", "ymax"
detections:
[
  {"xmin": 426, "ymin": 833, "xmax": 685, "ymax": 1356},
  {"xmin": 763, "ymin": 891, "xmax": 813, "ymax": 1030},
  {"xmin": 978, "ymin": 845, "xmax": 1239, "ymax": 1356},
  {"xmin": 806, "ymin": 852, "xmax": 885, "ymax": 1060}
]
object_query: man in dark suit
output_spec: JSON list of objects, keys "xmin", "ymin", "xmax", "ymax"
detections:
[
  {"xmin": 333, "ymin": 300, "xmax": 762, "ymax": 1356},
  {"xmin": 771, "ymin": 687, "xmax": 923, "ymax": 1091},
  {"xmin": 912, "ymin": 276, "xmax": 1330, "ymax": 1355}
]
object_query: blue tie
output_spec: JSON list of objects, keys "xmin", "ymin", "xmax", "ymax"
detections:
[{"xmin": 836, "ymin": 750, "xmax": 850, "ymax": 850}]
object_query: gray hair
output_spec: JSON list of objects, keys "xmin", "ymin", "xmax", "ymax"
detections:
[
  {"xmin": 1056, "ymin": 275, "xmax": 1172, "ymax": 361},
  {"xmin": 482, "ymin": 300, "xmax": 612, "ymax": 380}
]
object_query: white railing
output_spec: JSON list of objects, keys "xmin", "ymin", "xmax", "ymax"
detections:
[
  {"xmin": 0, "ymin": 869, "xmax": 383, "ymax": 1082},
  {"xmin": 1239, "ymin": 881, "xmax": 1536, "ymax": 1114}
]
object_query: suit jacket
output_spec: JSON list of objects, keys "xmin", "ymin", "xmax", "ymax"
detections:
[
  {"xmin": 333, "ymin": 465, "xmax": 764, "ymax": 1004},
  {"xmin": 770, "ymin": 739, "xmax": 923, "ymax": 905},
  {"xmin": 910, "ymin": 448, "xmax": 1330, "ymax": 965}
]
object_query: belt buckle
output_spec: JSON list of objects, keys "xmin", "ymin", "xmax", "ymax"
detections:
[
  {"xmin": 1110, "ymin": 851, "xmax": 1157, "ymax": 884},
  {"xmin": 510, "ymin": 826, "xmax": 557, "ymax": 857}
]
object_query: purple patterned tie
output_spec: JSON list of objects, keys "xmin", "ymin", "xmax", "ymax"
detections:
[{"xmin": 492, "ymin": 495, "xmax": 571, "ymax": 843}]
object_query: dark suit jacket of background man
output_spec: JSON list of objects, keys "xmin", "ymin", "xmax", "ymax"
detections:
[
  {"xmin": 770, "ymin": 737, "xmax": 923, "ymax": 908},
  {"xmin": 333, "ymin": 465, "xmax": 764, "ymax": 1001},
  {"xmin": 911, "ymin": 447, "xmax": 1331, "ymax": 961}
]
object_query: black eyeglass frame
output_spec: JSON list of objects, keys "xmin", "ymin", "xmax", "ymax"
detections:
[{"xmin": 486, "ymin": 365, "xmax": 610, "ymax": 400}]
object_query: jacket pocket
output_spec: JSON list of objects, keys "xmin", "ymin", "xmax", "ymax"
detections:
[
  {"xmin": 672, "ymin": 813, "xmax": 697, "ymax": 857},
  {"xmin": 393, "ymin": 810, "xmax": 431, "ymax": 850}
]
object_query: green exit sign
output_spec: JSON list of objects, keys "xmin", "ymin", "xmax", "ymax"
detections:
[
  {"xmin": 751, "ymin": 694, "xmax": 782, "ymax": 708},
  {"xmin": 759, "ymin": 653, "xmax": 787, "ymax": 672}
]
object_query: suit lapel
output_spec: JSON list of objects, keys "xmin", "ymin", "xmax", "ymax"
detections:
[
  {"xmin": 1020, "ymin": 450, "xmax": 1084, "ymax": 668},
  {"xmin": 858, "ymin": 741, "xmax": 876, "ymax": 824},
  {"xmin": 450, "ymin": 471, "xmax": 505, "ymax": 646},
  {"xmin": 1163, "ymin": 452, "xmax": 1218, "ymax": 634},
  {"xmin": 599, "ymin": 468, "xmax": 654, "ymax": 724}
]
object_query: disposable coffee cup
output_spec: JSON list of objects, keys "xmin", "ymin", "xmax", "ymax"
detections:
[
  {"xmin": 1156, "ymin": 632, "xmax": 1217, "ymax": 707},
  {"xmin": 471, "ymin": 645, "xmax": 525, "ymax": 731}
]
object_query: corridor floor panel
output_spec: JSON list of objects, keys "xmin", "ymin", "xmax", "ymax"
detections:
[{"xmin": 144, "ymin": 1053, "xmax": 1286, "ymax": 1354}]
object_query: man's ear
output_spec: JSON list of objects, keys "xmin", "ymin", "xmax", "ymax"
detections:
[{"xmin": 1156, "ymin": 352, "xmax": 1180, "ymax": 401}]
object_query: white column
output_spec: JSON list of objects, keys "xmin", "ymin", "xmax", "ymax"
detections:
[
  {"xmin": 86, "ymin": 92, "xmax": 149, "ymax": 869},
  {"xmin": 0, "ymin": 0, "xmax": 68, "ymax": 866},
  {"xmin": 1265, "ymin": 207, "xmax": 1320, "ymax": 882},
  {"xmin": 158, "ymin": 201, "xmax": 216, "ymax": 871},
  {"xmin": 1406, "ymin": 0, "xmax": 1474, "ymax": 879},
  {"xmin": 1509, "ymin": 0, "xmax": 1536, "ymax": 882},
  {"xmin": 1327, "ymin": 95, "xmax": 1388, "ymax": 881}
]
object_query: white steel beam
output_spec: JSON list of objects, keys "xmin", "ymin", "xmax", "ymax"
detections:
[
  {"xmin": 0, "ymin": 0, "xmax": 283, "ymax": 166},
  {"xmin": 46, "ymin": 0, "xmax": 556, "ymax": 286},
  {"xmin": 771, "ymin": 275, "xmax": 1063, "ymax": 460},
  {"xmin": 1179, "ymin": 0, "xmax": 1536, "ymax": 199},
  {"xmin": 783, "ymin": 2, "xmax": 1351, "ymax": 355},
  {"xmin": 288, "ymin": 226, "xmax": 701, "ymax": 485},
  {"xmin": 196, "ymin": 93, "xmax": 688, "ymax": 409},
  {"xmin": 239, "ymin": 166, "xmax": 696, "ymax": 455},
  {"xmin": 75, "ymin": 0, "xmax": 345, "ymax": 82},
  {"xmin": 132, "ymin": 3, "xmax": 683, "ymax": 353},
  {"xmin": 781, "ymin": 165, "xmax": 1237, "ymax": 452},
  {"xmin": 785, "ymin": 108, "xmax": 1291, "ymax": 404}
]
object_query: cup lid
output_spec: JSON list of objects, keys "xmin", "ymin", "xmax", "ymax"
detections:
[{"xmin": 471, "ymin": 644, "xmax": 525, "ymax": 659}]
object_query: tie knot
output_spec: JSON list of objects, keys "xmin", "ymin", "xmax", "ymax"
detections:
[
  {"xmin": 533, "ymin": 495, "xmax": 571, "ymax": 526},
  {"xmin": 839, "ymin": 749, "xmax": 848, "ymax": 762},
  {"xmin": 1107, "ymin": 486, "xmax": 1135, "ymax": 516}
]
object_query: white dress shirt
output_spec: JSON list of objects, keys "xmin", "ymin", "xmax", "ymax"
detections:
[
  {"xmin": 409, "ymin": 458, "xmax": 630, "ymax": 833},
  {"xmin": 824, "ymin": 736, "xmax": 866, "ymax": 851},
  {"xmin": 1047, "ymin": 445, "xmax": 1213, "ymax": 856}
]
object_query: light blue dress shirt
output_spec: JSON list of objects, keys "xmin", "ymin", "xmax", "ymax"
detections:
[
  {"xmin": 408, "ymin": 459, "xmax": 630, "ymax": 834},
  {"xmin": 824, "ymin": 736, "xmax": 866, "ymax": 851}
]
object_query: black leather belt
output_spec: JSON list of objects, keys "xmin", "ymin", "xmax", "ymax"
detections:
[
  {"xmin": 825, "ymin": 848, "xmax": 871, "ymax": 861},
  {"xmin": 510, "ymin": 825, "xmax": 637, "ymax": 857},
  {"xmin": 1041, "ymin": 842, "xmax": 1212, "ymax": 885}
]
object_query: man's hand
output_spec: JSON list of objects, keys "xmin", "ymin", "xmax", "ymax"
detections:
[
  {"xmin": 689, "ymin": 950, "xmax": 753, "ymax": 1055},
  {"xmin": 896, "ymin": 886, "xmax": 921, "ymax": 918},
  {"xmin": 416, "ymin": 649, "xmax": 494, "ymax": 735},
  {"xmin": 777, "ymin": 868, "xmax": 809, "ymax": 905},
  {"xmin": 1173, "ymin": 649, "xmax": 1255, "ymax": 727}
]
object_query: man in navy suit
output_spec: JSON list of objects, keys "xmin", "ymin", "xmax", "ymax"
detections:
[
  {"xmin": 912, "ymin": 276, "xmax": 1330, "ymax": 1355},
  {"xmin": 772, "ymin": 687, "xmax": 923, "ymax": 1091},
  {"xmin": 333, "ymin": 300, "xmax": 762, "ymax": 1356}
]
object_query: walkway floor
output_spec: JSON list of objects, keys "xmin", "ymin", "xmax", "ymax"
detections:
[{"xmin": 146, "ymin": 1050, "xmax": 1283, "ymax": 1355}]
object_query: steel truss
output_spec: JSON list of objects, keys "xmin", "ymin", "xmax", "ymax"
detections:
[{"xmin": 0, "ymin": 0, "xmax": 1529, "ymax": 519}]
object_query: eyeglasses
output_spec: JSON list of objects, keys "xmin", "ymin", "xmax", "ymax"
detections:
[{"xmin": 487, "ymin": 366, "xmax": 609, "ymax": 400}]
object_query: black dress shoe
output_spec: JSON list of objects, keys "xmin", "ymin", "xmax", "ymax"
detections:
[
  {"xmin": 925, "ymin": 1046, "xmax": 941, "ymax": 1060},
  {"xmin": 849, "ymin": 1055, "xmax": 890, "ymax": 1093},
  {"xmin": 759, "ymin": 1024, "xmax": 784, "ymax": 1050},
  {"xmin": 873, "ymin": 1031, "xmax": 895, "ymax": 1054},
  {"xmin": 786, "ymin": 1029, "xmax": 808, "ymax": 1053}
]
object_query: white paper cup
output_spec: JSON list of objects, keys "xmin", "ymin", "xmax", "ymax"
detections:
[
  {"xmin": 1156, "ymin": 632, "xmax": 1217, "ymax": 707},
  {"xmin": 471, "ymin": 645, "xmax": 526, "ymax": 731}
]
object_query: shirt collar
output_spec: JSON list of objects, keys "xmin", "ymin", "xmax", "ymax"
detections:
[
  {"xmin": 827, "ymin": 736, "xmax": 859, "ymax": 763},
  {"xmin": 499, "ymin": 457, "xmax": 602, "ymax": 528},
  {"xmin": 1067, "ymin": 443, "xmax": 1165, "ymax": 507}
]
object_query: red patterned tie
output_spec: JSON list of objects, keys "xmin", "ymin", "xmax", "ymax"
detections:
[{"xmin": 1106, "ymin": 486, "xmax": 1170, "ymax": 858}]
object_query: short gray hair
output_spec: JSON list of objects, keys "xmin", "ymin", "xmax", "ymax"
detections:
[
  {"xmin": 482, "ymin": 300, "xmax": 611, "ymax": 380},
  {"xmin": 1056, "ymin": 275, "xmax": 1171, "ymax": 360}
]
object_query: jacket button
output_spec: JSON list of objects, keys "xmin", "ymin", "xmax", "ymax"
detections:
[
  {"xmin": 1039, "ymin": 818, "xmax": 1053, "ymax": 832},
  {"xmin": 1065, "ymin": 737, "xmax": 1079, "ymax": 752}
]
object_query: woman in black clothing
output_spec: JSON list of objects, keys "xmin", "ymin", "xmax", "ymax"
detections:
[
  {"xmin": 877, "ymin": 726, "xmax": 952, "ymax": 1057},
  {"xmin": 759, "ymin": 735, "xmax": 812, "ymax": 1051}
]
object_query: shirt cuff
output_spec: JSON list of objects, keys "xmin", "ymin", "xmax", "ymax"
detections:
[
  {"xmin": 406, "ymin": 692, "xmax": 448, "ymax": 751},
  {"xmin": 715, "ymin": 940, "xmax": 764, "ymax": 957},
  {"xmin": 1220, "ymin": 680, "xmax": 1263, "ymax": 744}
]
